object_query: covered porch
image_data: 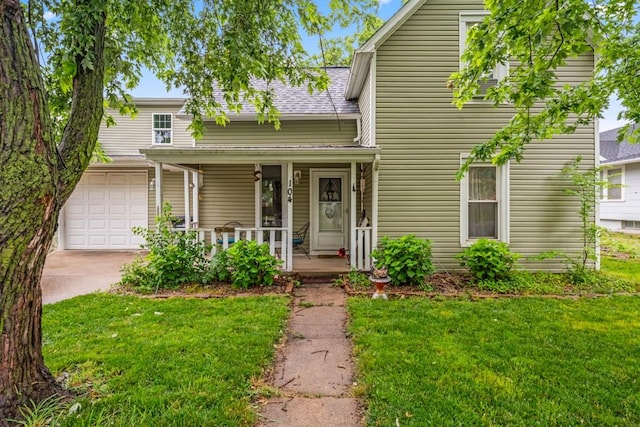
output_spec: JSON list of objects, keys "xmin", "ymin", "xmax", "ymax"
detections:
[{"xmin": 141, "ymin": 146, "xmax": 381, "ymax": 272}]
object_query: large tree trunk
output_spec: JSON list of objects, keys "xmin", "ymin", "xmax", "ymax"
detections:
[{"xmin": 0, "ymin": 0, "xmax": 105, "ymax": 422}]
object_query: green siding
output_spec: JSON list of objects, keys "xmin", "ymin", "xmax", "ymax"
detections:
[
  {"xmin": 99, "ymin": 103, "xmax": 192, "ymax": 157},
  {"xmin": 375, "ymin": 0, "xmax": 595, "ymax": 270},
  {"xmin": 358, "ymin": 71, "xmax": 372, "ymax": 146},
  {"xmin": 200, "ymin": 120, "xmax": 357, "ymax": 146}
]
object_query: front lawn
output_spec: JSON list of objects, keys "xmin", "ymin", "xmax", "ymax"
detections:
[
  {"xmin": 349, "ymin": 296, "xmax": 640, "ymax": 426},
  {"xmin": 601, "ymin": 231, "xmax": 640, "ymax": 286},
  {"xmin": 42, "ymin": 294, "xmax": 289, "ymax": 426}
]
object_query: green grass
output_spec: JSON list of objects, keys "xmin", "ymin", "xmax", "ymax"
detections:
[
  {"xmin": 42, "ymin": 294, "xmax": 290, "ymax": 426},
  {"xmin": 349, "ymin": 296, "xmax": 640, "ymax": 426},
  {"xmin": 600, "ymin": 230, "xmax": 640, "ymax": 287}
]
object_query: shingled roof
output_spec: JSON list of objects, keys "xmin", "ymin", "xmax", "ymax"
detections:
[
  {"xmin": 601, "ymin": 124, "xmax": 640, "ymax": 163},
  {"xmin": 181, "ymin": 67, "xmax": 359, "ymax": 119}
]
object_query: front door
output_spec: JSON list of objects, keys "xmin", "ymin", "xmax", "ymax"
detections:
[{"xmin": 310, "ymin": 169, "xmax": 349, "ymax": 254}]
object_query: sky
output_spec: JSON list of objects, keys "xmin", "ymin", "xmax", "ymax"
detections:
[{"xmin": 128, "ymin": 0, "xmax": 624, "ymax": 132}]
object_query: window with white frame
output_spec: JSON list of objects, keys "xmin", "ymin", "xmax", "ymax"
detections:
[
  {"xmin": 460, "ymin": 157, "xmax": 509, "ymax": 246},
  {"xmin": 153, "ymin": 113, "xmax": 172, "ymax": 145},
  {"xmin": 459, "ymin": 11, "xmax": 508, "ymax": 98},
  {"xmin": 601, "ymin": 167, "xmax": 623, "ymax": 201}
]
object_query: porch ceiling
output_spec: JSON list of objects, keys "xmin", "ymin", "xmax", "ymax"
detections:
[{"xmin": 140, "ymin": 145, "xmax": 381, "ymax": 164}]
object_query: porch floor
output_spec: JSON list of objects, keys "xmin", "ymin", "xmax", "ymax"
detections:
[{"xmin": 291, "ymin": 255, "xmax": 351, "ymax": 275}]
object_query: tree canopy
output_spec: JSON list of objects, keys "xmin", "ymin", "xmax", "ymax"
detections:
[{"xmin": 450, "ymin": 0, "xmax": 640, "ymax": 176}]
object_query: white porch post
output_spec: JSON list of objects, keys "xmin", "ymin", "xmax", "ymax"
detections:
[
  {"xmin": 372, "ymin": 154, "xmax": 380, "ymax": 249},
  {"xmin": 192, "ymin": 171, "xmax": 199, "ymax": 227},
  {"xmin": 254, "ymin": 163, "xmax": 261, "ymax": 228},
  {"xmin": 286, "ymin": 162, "xmax": 293, "ymax": 271},
  {"xmin": 183, "ymin": 170, "xmax": 190, "ymax": 229},
  {"xmin": 350, "ymin": 161, "xmax": 357, "ymax": 269},
  {"xmin": 154, "ymin": 162, "xmax": 163, "ymax": 216}
]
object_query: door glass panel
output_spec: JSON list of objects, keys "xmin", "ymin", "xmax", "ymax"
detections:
[
  {"xmin": 318, "ymin": 177, "xmax": 342, "ymax": 232},
  {"xmin": 261, "ymin": 165, "xmax": 282, "ymax": 227}
]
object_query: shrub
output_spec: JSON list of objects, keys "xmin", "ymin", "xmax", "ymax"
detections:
[
  {"xmin": 371, "ymin": 235, "xmax": 435, "ymax": 286},
  {"xmin": 208, "ymin": 250, "xmax": 232, "ymax": 283},
  {"xmin": 457, "ymin": 239, "xmax": 519, "ymax": 284},
  {"xmin": 120, "ymin": 203, "xmax": 211, "ymax": 291},
  {"xmin": 226, "ymin": 240, "xmax": 282, "ymax": 289}
]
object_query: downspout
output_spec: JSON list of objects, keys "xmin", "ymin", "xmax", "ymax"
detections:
[{"xmin": 353, "ymin": 117, "xmax": 362, "ymax": 145}]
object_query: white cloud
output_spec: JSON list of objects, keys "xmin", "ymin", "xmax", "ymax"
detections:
[
  {"xmin": 379, "ymin": 0, "xmax": 395, "ymax": 5},
  {"xmin": 43, "ymin": 11, "xmax": 56, "ymax": 21}
]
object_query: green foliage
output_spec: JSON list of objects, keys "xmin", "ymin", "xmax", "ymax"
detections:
[
  {"xmin": 120, "ymin": 203, "xmax": 211, "ymax": 292},
  {"xmin": 8, "ymin": 394, "xmax": 67, "ymax": 426},
  {"xmin": 371, "ymin": 235, "xmax": 435, "ymax": 286},
  {"xmin": 335, "ymin": 268, "xmax": 371, "ymax": 291},
  {"xmin": 559, "ymin": 157, "xmax": 606, "ymax": 281},
  {"xmin": 450, "ymin": 0, "xmax": 640, "ymax": 176},
  {"xmin": 208, "ymin": 250, "xmax": 232, "ymax": 284},
  {"xmin": 601, "ymin": 230, "xmax": 640, "ymax": 260},
  {"xmin": 457, "ymin": 239, "xmax": 520, "ymax": 285},
  {"xmin": 226, "ymin": 240, "xmax": 282, "ymax": 289}
]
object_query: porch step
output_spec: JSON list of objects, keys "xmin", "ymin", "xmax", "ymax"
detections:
[{"xmin": 293, "ymin": 272, "xmax": 344, "ymax": 284}]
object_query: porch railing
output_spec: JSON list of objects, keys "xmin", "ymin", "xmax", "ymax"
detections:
[
  {"xmin": 354, "ymin": 226, "xmax": 373, "ymax": 271},
  {"xmin": 196, "ymin": 227, "xmax": 290, "ymax": 271}
]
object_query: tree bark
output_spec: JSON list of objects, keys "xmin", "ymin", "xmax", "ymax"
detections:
[{"xmin": 0, "ymin": 0, "xmax": 105, "ymax": 422}]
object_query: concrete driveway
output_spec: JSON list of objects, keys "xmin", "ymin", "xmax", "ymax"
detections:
[{"xmin": 41, "ymin": 250, "xmax": 140, "ymax": 304}]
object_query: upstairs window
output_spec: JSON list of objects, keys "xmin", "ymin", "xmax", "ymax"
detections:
[
  {"xmin": 153, "ymin": 113, "xmax": 172, "ymax": 145},
  {"xmin": 460, "ymin": 156, "xmax": 509, "ymax": 246},
  {"xmin": 459, "ymin": 11, "xmax": 508, "ymax": 99},
  {"xmin": 601, "ymin": 167, "xmax": 623, "ymax": 201}
]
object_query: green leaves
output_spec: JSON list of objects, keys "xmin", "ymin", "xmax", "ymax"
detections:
[
  {"xmin": 451, "ymin": 0, "xmax": 640, "ymax": 169},
  {"xmin": 226, "ymin": 240, "xmax": 282, "ymax": 289},
  {"xmin": 371, "ymin": 235, "xmax": 435, "ymax": 286},
  {"xmin": 456, "ymin": 239, "xmax": 520, "ymax": 285}
]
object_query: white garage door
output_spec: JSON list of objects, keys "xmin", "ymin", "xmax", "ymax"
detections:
[{"xmin": 64, "ymin": 172, "xmax": 148, "ymax": 249}]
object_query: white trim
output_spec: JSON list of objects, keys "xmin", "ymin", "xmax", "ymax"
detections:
[
  {"xmin": 183, "ymin": 170, "xmax": 190, "ymax": 229},
  {"xmin": 370, "ymin": 51, "xmax": 377, "ymax": 148},
  {"xmin": 152, "ymin": 113, "xmax": 173, "ymax": 145},
  {"xmin": 459, "ymin": 11, "xmax": 508, "ymax": 101},
  {"xmin": 192, "ymin": 170, "xmax": 199, "ymax": 227},
  {"xmin": 254, "ymin": 163, "xmax": 261, "ymax": 228},
  {"xmin": 309, "ymin": 168, "xmax": 350, "ymax": 254},
  {"xmin": 459, "ymin": 154, "xmax": 510, "ymax": 247},
  {"xmin": 350, "ymin": 162, "xmax": 357, "ymax": 269},
  {"xmin": 600, "ymin": 165, "xmax": 625, "ymax": 202},
  {"xmin": 154, "ymin": 162, "xmax": 163, "ymax": 216},
  {"xmin": 595, "ymin": 114, "xmax": 601, "ymax": 270},
  {"xmin": 601, "ymin": 158, "xmax": 640, "ymax": 167},
  {"xmin": 286, "ymin": 163, "xmax": 294, "ymax": 271},
  {"xmin": 359, "ymin": 0, "xmax": 428, "ymax": 52},
  {"xmin": 183, "ymin": 113, "xmax": 362, "ymax": 122},
  {"xmin": 345, "ymin": 0, "xmax": 428, "ymax": 98},
  {"xmin": 371, "ymin": 154, "xmax": 380, "ymax": 249},
  {"xmin": 58, "ymin": 206, "xmax": 67, "ymax": 250}
]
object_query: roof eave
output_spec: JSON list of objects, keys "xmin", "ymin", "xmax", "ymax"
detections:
[
  {"xmin": 140, "ymin": 145, "xmax": 381, "ymax": 164},
  {"xmin": 176, "ymin": 113, "xmax": 360, "ymax": 121},
  {"xmin": 345, "ymin": 51, "xmax": 374, "ymax": 100},
  {"xmin": 344, "ymin": 0, "xmax": 429, "ymax": 99}
]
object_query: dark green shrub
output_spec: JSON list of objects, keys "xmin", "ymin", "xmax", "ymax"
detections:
[
  {"xmin": 371, "ymin": 235, "xmax": 435, "ymax": 286},
  {"xmin": 227, "ymin": 240, "xmax": 281, "ymax": 289},
  {"xmin": 457, "ymin": 239, "xmax": 519, "ymax": 284},
  {"xmin": 120, "ymin": 203, "xmax": 211, "ymax": 291}
]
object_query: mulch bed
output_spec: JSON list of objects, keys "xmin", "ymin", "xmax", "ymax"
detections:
[{"xmin": 110, "ymin": 276, "xmax": 295, "ymax": 299}]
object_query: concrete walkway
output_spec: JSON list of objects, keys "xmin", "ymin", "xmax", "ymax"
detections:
[
  {"xmin": 41, "ymin": 250, "xmax": 138, "ymax": 304},
  {"xmin": 259, "ymin": 283, "xmax": 361, "ymax": 426}
]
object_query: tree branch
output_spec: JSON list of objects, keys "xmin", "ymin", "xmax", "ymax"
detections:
[{"xmin": 56, "ymin": 2, "xmax": 106, "ymax": 204}]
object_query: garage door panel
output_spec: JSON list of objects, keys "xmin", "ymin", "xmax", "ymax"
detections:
[
  {"xmin": 110, "ymin": 205, "xmax": 126, "ymax": 215},
  {"xmin": 65, "ymin": 172, "xmax": 147, "ymax": 249}
]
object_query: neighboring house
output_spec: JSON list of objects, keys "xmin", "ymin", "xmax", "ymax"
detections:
[
  {"xmin": 599, "ymin": 124, "xmax": 640, "ymax": 231},
  {"xmin": 58, "ymin": 0, "xmax": 597, "ymax": 272}
]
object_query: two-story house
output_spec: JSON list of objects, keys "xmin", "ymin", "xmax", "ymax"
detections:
[{"xmin": 57, "ymin": 0, "xmax": 597, "ymax": 272}]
